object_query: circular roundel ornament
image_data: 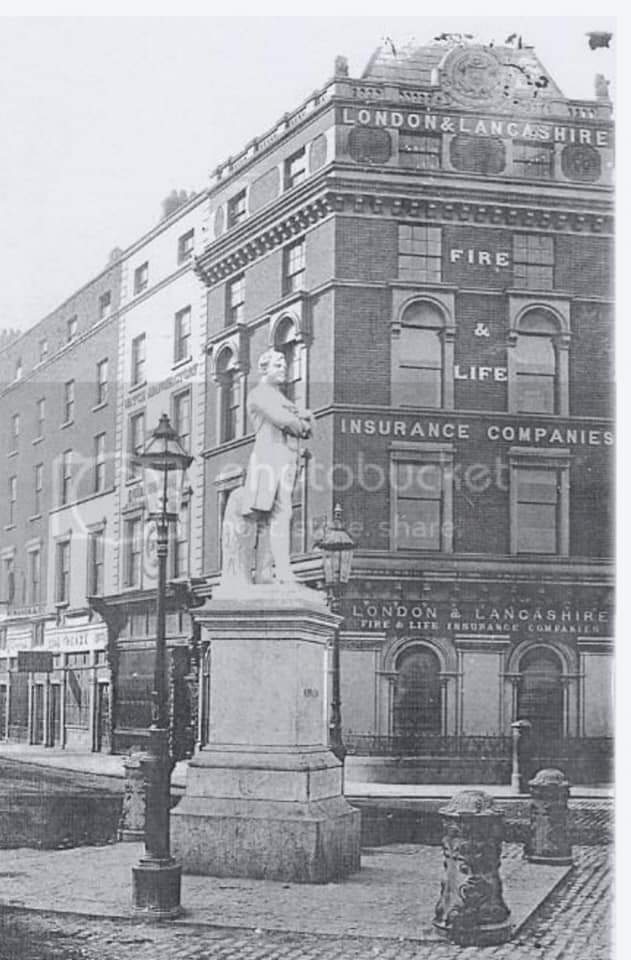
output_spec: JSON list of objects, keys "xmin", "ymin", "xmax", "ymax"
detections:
[
  {"xmin": 561, "ymin": 144, "xmax": 602, "ymax": 183},
  {"xmin": 442, "ymin": 46, "xmax": 504, "ymax": 108}
]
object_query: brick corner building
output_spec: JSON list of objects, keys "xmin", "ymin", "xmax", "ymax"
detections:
[{"xmin": 0, "ymin": 37, "xmax": 614, "ymax": 783}]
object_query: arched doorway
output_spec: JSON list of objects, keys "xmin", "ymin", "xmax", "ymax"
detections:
[
  {"xmin": 517, "ymin": 646, "xmax": 564, "ymax": 742},
  {"xmin": 392, "ymin": 645, "xmax": 442, "ymax": 739}
]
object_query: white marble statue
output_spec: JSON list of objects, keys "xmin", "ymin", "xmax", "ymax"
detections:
[{"xmin": 217, "ymin": 349, "xmax": 313, "ymax": 592}]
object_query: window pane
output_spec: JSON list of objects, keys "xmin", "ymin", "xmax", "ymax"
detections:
[
  {"xmin": 396, "ymin": 462, "xmax": 442, "ymax": 499},
  {"xmin": 516, "ymin": 375, "xmax": 555, "ymax": 414},
  {"xmin": 396, "ymin": 499, "xmax": 441, "ymax": 550},
  {"xmin": 517, "ymin": 469, "xmax": 558, "ymax": 504},
  {"xmin": 516, "ymin": 503, "xmax": 557, "ymax": 552}
]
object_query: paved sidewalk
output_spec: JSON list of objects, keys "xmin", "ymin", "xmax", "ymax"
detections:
[
  {"xmin": 0, "ymin": 841, "xmax": 571, "ymax": 941},
  {"xmin": 0, "ymin": 742, "xmax": 614, "ymax": 799}
]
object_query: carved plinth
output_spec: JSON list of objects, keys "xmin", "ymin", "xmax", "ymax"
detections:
[
  {"xmin": 118, "ymin": 751, "xmax": 150, "ymax": 841},
  {"xmin": 526, "ymin": 768, "xmax": 573, "ymax": 865},
  {"xmin": 171, "ymin": 591, "xmax": 361, "ymax": 882},
  {"xmin": 433, "ymin": 790, "xmax": 512, "ymax": 946}
]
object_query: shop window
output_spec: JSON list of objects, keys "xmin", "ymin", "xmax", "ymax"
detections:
[
  {"xmin": 517, "ymin": 647, "xmax": 564, "ymax": 741},
  {"xmin": 65, "ymin": 653, "xmax": 90, "ymax": 729},
  {"xmin": 393, "ymin": 645, "xmax": 442, "ymax": 737},
  {"xmin": 392, "ymin": 301, "xmax": 445, "ymax": 408},
  {"xmin": 398, "ymin": 225, "xmax": 442, "ymax": 282},
  {"xmin": 390, "ymin": 445, "xmax": 454, "ymax": 553},
  {"xmin": 513, "ymin": 234, "xmax": 554, "ymax": 290},
  {"xmin": 399, "ymin": 132, "xmax": 441, "ymax": 170}
]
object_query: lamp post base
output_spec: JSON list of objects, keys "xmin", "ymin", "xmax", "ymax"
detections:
[{"xmin": 131, "ymin": 858, "xmax": 182, "ymax": 920}]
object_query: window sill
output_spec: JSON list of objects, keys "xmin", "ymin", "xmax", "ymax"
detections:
[
  {"xmin": 32, "ymin": 436, "xmax": 43, "ymax": 446},
  {"xmin": 7, "ymin": 450, "xmax": 18, "ymax": 458},
  {"xmin": 61, "ymin": 419, "xmax": 74, "ymax": 430},
  {"xmin": 54, "ymin": 600, "xmax": 69, "ymax": 610},
  {"xmin": 92, "ymin": 401, "xmax": 108, "ymax": 413},
  {"xmin": 128, "ymin": 380, "xmax": 147, "ymax": 395},
  {"xmin": 172, "ymin": 356, "xmax": 193, "ymax": 371},
  {"xmin": 29, "ymin": 514, "xmax": 42, "ymax": 523},
  {"xmin": 177, "ymin": 254, "xmax": 193, "ymax": 267},
  {"xmin": 126, "ymin": 476, "xmax": 142, "ymax": 487},
  {"xmin": 4, "ymin": 524, "xmax": 16, "ymax": 532}
]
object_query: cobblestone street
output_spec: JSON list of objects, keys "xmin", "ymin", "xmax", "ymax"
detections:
[{"xmin": 0, "ymin": 846, "xmax": 612, "ymax": 960}]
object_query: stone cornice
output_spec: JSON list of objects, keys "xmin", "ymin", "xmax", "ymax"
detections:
[{"xmin": 194, "ymin": 177, "xmax": 613, "ymax": 288}]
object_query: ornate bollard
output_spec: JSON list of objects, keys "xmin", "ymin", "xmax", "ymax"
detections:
[
  {"xmin": 525, "ymin": 768, "xmax": 573, "ymax": 865},
  {"xmin": 433, "ymin": 789, "xmax": 512, "ymax": 946},
  {"xmin": 118, "ymin": 751, "xmax": 151, "ymax": 841}
]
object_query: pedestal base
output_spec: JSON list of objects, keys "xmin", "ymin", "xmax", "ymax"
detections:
[
  {"xmin": 171, "ymin": 748, "xmax": 361, "ymax": 883},
  {"xmin": 433, "ymin": 917, "xmax": 513, "ymax": 947},
  {"xmin": 131, "ymin": 858, "xmax": 182, "ymax": 920}
]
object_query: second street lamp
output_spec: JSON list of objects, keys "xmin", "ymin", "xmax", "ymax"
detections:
[
  {"xmin": 315, "ymin": 503, "xmax": 355, "ymax": 765},
  {"xmin": 131, "ymin": 413, "xmax": 193, "ymax": 920}
]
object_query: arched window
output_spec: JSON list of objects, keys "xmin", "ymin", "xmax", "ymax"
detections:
[
  {"xmin": 274, "ymin": 317, "xmax": 302, "ymax": 404},
  {"xmin": 215, "ymin": 348, "xmax": 239, "ymax": 444},
  {"xmin": 393, "ymin": 301, "xmax": 444, "ymax": 408},
  {"xmin": 514, "ymin": 309, "xmax": 559, "ymax": 414},
  {"xmin": 393, "ymin": 645, "xmax": 442, "ymax": 737},
  {"xmin": 517, "ymin": 647, "xmax": 564, "ymax": 741}
]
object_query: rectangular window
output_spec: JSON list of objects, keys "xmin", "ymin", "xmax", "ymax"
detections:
[
  {"xmin": 128, "ymin": 412, "xmax": 145, "ymax": 480},
  {"xmin": 61, "ymin": 450, "xmax": 72, "ymax": 505},
  {"xmin": 10, "ymin": 413, "xmax": 19, "ymax": 452},
  {"xmin": 67, "ymin": 315, "xmax": 78, "ymax": 341},
  {"xmin": 8, "ymin": 476, "xmax": 17, "ymax": 525},
  {"xmin": 393, "ymin": 461, "xmax": 444, "ymax": 550},
  {"xmin": 284, "ymin": 147, "xmax": 307, "ymax": 189},
  {"xmin": 96, "ymin": 358, "xmax": 108, "ymax": 405},
  {"xmin": 63, "ymin": 379, "xmax": 75, "ymax": 423},
  {"xmin": 173, "ymin": 389, "xmax": 192, "ymax": 453},
  {"xmin": 283, "ymin": 238, "xmax": 306, "ymax": 295},
  {"xmin": 134, "ymin": 262, "xmax": 149, "ymax": 294},
  {"xmin": 398, "ymin": 225, "xmax": 442, "ymax": 282},
  {"xmin": 513, "ymin": 234, "xmax": 554, "ymax": 290},
  {"xmin": 177, "ymin": 228, "xmax": 195, "ymax": 264},
  {"xmin": 34, "ymin": 463, "xmax": 43, "ymax": 515},
  {"xmin": 94, "ymin": 433, "xmax": 106, "ymax": 493},
  {"xmin": 227, "ymin": 189, "xmax": 247, "ymax": 229},
  {"xmin": 513, "ymin": 141, "xmax": 554, "ymax": 180},
  {"xmin": 4, "ymin": 557, "xmax": 15, "ymax": 604},
  {"xmin": 174, "ymin": 306, "xmax": 192, "ymax": 363},
  {"xmin": 399, "ymin": 132, "xmax": 441, "ymax": 170},
  {"xmin": 38, "ymin": 338, "xmax": 48, "ymax": 362},
  {"xmin": 88, "ymin": 529, "xmax": 105, "ymax": 595},
  {"xmin": 28, "ymin": 549, "xmax": 41, "ymax": 605},
  {"xmin": 99, "ymin": 291, "xmax": 112, "ymax": 321},
  {"xmin": 124, "ymin": 518, "xmax": 142, "ymax": 587},
  {"xmin": 36, "ymin": 398, "xmax": 45, "ymax": 438},
  {"xmin": 226, "ymin": 274, "xmax": 245, "ymax": 327},
  {"xmin": 131, "ymin": 333, "xmax": 146, "ymax": 387},
  {"xmin": 514, "ymin": 467, "xmax": 559, "ymax": 554},
  {"xmin": 14, "ymin": 358, "xmax": 22, "ymax": 381},
  {"xmin": 56, "ymin": 540, "xmax": 70, "ymax": 603},
  {"xmin": 172, "ymin": 501, "xmax": 190, "ymax": 579},
  {"xmin": 64, "ymin": 652, "xmax": 89, "ymax": 727}
]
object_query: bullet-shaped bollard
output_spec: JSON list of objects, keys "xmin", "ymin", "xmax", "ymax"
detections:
[
  {"xmin": 434, "ymin": 789, "xmax": 512, "ymax": 946},
  {"xmin": 526, "ymin": 768, "xmax": 573, "ymax": 865},
  {"xmin": 118, "ymin": 751, "xmax": 151, "ymax": 841}
]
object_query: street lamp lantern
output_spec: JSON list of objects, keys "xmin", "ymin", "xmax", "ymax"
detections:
[
  {"xmin": 315, "ymin": 504, "xmax": 355, "ymax": 765},
  {"xmin": 131, "ymin": 413, "xmax": 192, "ymax": 920}
]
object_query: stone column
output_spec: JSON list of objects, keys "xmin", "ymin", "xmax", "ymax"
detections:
[
  {"xmin": 525, "ymin": 768, "xmax": 573, "ymax": 865},
  {"xmin": 171, "ymin": 587, "xmax": 361, "ymax": 882},
  {"xmin": 434, "ymin": 789, "xmax": 512, "ymax": 946}
]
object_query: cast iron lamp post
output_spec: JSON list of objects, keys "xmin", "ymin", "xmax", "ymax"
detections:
[
  {"xmin": 131, "ymin": 413, "xmax": 193, "ymax": 919},
  {"xmin": 315, "ymin": 504, "xmax": 355, "ymax": 764}
]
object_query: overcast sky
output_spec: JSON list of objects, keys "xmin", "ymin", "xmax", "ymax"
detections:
[{"xmin": 0, "ymin": 15, "xmax": 615, "ymax": 334}]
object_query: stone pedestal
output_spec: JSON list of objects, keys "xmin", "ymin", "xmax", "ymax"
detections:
[
  {"xmin": 171, "ymin": 587, "xmax": 361, "ymax": 883},
  {"xmin": 526, "ymin": 768, "xmax": 573, "ymax": 865},
  {"xmin": 118, "ymin": 751, "xmax": 150, "ymax": 841},
  {"xmin": 433, "ymin": 790, "xmax": 512, "ymax": 946}
]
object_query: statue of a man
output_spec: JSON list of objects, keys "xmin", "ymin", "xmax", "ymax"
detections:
[{"xmin": 236, "ymin": 349, "xmax": 312, "ymax": 584}]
